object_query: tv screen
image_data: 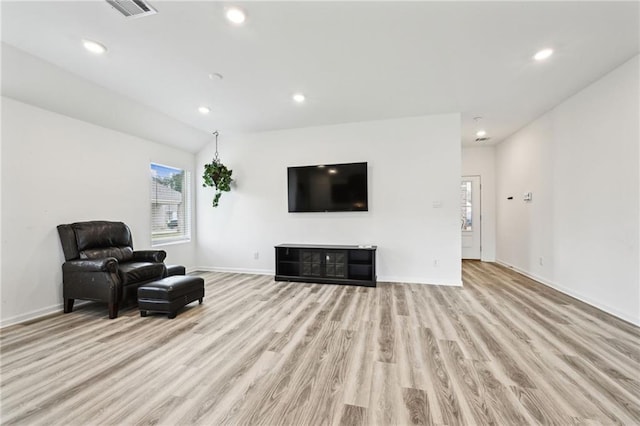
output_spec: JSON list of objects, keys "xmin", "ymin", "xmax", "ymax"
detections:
[{"xmin": 288, "ymin": 162, "xmax": 368, "ymax": 212}]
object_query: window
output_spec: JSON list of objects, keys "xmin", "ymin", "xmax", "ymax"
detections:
[
  {"xmin": 461, "ymin": 180, "xmax": 472, "ymax": 231},
  {"xmin": 150, "ymin": 163, "xmax": 191, "ymax": 245}
]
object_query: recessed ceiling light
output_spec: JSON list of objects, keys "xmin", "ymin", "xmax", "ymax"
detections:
[
  {"xmin": 293, "ymin": 93, "xmax": 306, "ymax": 103},
  {"xmin": 82, "ymin": 39, "xmax": 107, "ymax": 55},
  {"xmin": 476, "ymin": 129, "xmax": 487, "ymax": 138},
  {"xmin": 198, "ymin": 106, "xmax": 211, "ymax": 114},
  {"xmin": 226, "ymin": 7, "xmax": 246, "ymax": 24},
  {"xmin": 533, "ymin": 48, "xmax": 554, "ymax": 61},
  {"xmin": 328, "ymin": 169, "xmax": 337, "ymax": 174}
]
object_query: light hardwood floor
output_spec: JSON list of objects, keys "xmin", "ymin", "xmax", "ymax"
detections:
[{"xmin": 1, "ymin": 261, "xmax": 639, "ymax": 425}]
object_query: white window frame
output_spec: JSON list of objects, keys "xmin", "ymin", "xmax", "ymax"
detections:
[{"xmin": 150, "ymin": 162, "xmax": 192, "ymax": 246}]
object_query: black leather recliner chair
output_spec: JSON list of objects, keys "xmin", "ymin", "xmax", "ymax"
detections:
[{"xmin": 57, "ymin": 221, "xmax": 167, "ymax": 319}]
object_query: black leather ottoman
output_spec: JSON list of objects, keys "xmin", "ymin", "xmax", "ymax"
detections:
[
  {"xmin": 166, "ymin": 264, "xmax": 186, "ymax": 276},
  {"xmin": 138, "ymin": 275, "xmax": 204, "ymax": 319}
]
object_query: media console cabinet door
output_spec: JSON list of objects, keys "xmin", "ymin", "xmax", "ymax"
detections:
[
  {"xmin": 301, "ymin": 250, "xmax": 322, "ymax": 277},
  {"xmin": 325, "ymin": 250, "xmax": 347, "ymax": 278}
]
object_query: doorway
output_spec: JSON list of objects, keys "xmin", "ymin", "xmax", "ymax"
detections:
[{"xmin": 461, "ymin": 176, "xmax": 481, "ymax": 259}]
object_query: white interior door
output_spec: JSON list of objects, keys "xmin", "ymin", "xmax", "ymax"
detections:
[{"xmin": 461, "ymin": 176, "xmax": 481, "ymax": 259}]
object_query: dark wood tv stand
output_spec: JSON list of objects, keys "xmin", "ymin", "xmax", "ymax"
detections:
[{"xmin": 275, "ymin": 244, "xmax": 377, "ymax": 287}]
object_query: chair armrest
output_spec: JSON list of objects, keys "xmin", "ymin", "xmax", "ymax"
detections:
[
  {"xmin": 132, "ymin": 250, "xmax": 166, "ymax": 263},
  {"xmin": 63, "ymin": 258, "xmax": 118, "ymax": 273}
]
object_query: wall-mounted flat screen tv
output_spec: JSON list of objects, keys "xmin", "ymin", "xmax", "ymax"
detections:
[{"xmin": 288, "ymin": 162, "xmax": 368, "ymax": 212}]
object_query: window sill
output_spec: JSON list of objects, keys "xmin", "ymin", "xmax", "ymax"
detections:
[{"xmin": 152, "ymin": 238, "xmax": 192, "ymax": 248}]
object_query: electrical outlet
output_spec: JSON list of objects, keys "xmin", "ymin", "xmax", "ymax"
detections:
[{"xmin": 254, "ymin": 251, "xmax": 259, "ymax": 260}]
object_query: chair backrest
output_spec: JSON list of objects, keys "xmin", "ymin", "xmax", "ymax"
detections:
[{"xmin": 57, "ymin": 221, "xmax": 134, "ymax": 262}]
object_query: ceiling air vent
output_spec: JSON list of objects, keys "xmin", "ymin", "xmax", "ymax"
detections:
[{"xmin": 106, "ymin": 0, "xmax": 157, "ymax": 18}]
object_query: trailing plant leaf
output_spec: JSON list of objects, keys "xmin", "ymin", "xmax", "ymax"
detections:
[{"xmin": 202, "ymin": 159, "xmax": 233, "ymax": 207}]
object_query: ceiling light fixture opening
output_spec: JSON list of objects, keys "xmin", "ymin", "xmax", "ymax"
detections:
[
  {"xmin": 198, "ymin": 106, "xmax": 211, "ymax": 114},
  {"xmin": 293, "ymin": 93, "xmax": 306, "ymax": 103},
  {"xmin": 226, "ymin": 7, "xmax": 246, "ymax": 24},
  {"xmin": 82, "ymin": 39, "xmax": 107, "ymax": 55},
  {"xmin": 473, "ymin": 116, "xmax": 489, "ymax": 141},
  {"xmin": 533, "ymin": 48, "xmax": 554, "ymax": 61}
]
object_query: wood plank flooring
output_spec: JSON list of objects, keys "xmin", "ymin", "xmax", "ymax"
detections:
[{"xmin": 1, "ymin": 261, "xmax": 639, "ymax": 425}]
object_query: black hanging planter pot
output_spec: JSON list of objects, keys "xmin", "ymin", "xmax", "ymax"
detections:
[{"xmin": 202, "ymin": 131, "xmax": 233, "ymax": 207}]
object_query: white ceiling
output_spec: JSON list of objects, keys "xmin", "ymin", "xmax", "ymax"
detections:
[{"xmin": 2, "ymin": 1, "xmax": 638, "ymax": 153}]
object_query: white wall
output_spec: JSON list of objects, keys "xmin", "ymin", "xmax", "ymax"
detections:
[
  {"xmin": 496, "ymin": 117, "xmax": 554, "ymax": 277},
  {"xmin": 1, "ymin": 97, "xmax": 197, "ymax": 326},
  {"xmin": 0, "ymin": 96, "xmax": 3, "ymax": 322},
  {"xmin": 496, "ymin": 55, "xmax": 639, "ymax": 325},
  {"xmin": 461, "ymin": 146, "xmax": 496, "ymax": 261},
  {"xmin": 197, "ymin": 114, "xmax": 462, "ymax": 286}
]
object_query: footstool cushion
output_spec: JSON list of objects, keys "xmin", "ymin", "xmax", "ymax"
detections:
[
  {"xmin": 138, "ymin": 275, "xmax": 204, "ymax": 319},
  {"xmin": 166, "ymin": 264, "xmax": 186, "ymax": 276}
]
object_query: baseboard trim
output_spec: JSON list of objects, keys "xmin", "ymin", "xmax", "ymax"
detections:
[
  {"xmin": 195, "ymin": 267, "xmax": 462, "ymax": 287},
  {"xmin": 495, "ymin": 259, "xmax": 640, "ymax": 327},
  {"xmin": 194, "ymin": 266, "xmax": 274, "ymax": 275},
  {"xmin": 379, "ymin": 276, "xmax": 463, "ymax": 287},
  {"xmin": 0, "ymin": 300, "xmax": 91, "ymax": 329}
]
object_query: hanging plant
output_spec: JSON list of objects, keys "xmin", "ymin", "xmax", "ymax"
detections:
[{"xmin": 202, "ymin": 131, "xmax": 233, "ymax": 207}]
